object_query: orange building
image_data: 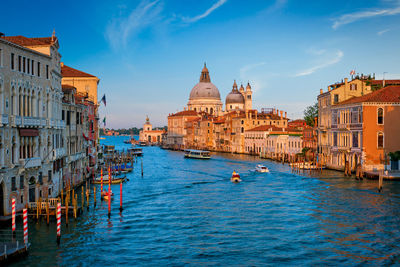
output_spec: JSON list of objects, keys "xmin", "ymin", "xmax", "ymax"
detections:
[{"xmin": 331, "ymin": 85, "xmax": 400, "ymax": 172}]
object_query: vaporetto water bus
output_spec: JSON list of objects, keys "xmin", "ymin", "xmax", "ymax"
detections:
[{"xmin": 184, "ymin": 149, "xmax": 211, "ymax": 159}]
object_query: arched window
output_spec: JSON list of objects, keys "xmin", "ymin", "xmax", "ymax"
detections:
[
  {"xmin": 377, "ymin": 132, "xmax": 384, "ymax": 148},
  {"xmin": 377, "ymin": 108, "xmax": 383, "ymax": 124},
  {"xmin": 210, "ymin": 108, "xmax": 213, "ymax": 114},
  {"xmin": 241, "ymin": 127, "xmax": 244, "ymax": 133},
  {"xmin": 205, "ymin": 107, "xmax": 208, "ymax": 113},
  {"xmin": 194, "ymin": 108, "xmax": 196, "ymax": 112}
]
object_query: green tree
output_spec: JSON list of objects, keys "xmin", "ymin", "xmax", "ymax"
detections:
[{"xmin": 304, "ymin": 102, "xmax": 318, "ymax": 127}]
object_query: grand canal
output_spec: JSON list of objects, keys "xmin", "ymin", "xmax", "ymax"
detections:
[{"xmin": 11, "ymin": 136, "xmax": 400, "ymax": 266}]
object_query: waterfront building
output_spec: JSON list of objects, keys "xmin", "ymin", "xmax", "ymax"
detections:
[
  {"xmin": 139, "ymin": 116, "xmax": 165, "ymax": 144},
  {"xmin": 317, "ymin": 76, "xmax": 400, "ymax": 169},
  {"xmin": 61, "ymin": 85, "xmax": 90, "ymax": 187},
  {"xmin": 167, "ymin": 110, "xmax": 199, "ymax": 149},
  {"xmin": 61, "ymin": 63, "xmax": 99, "ymax": 170},
  {"xmin": 330, "ymin": 85, "xmax": 400, "ymax": 172},
  {"xmin": 0, "ymin": 33, "xmax": 65, "ymax": 215},
  {"xmin": 288, "ymin": 119, "xmax": 307, "ymax": 130},
  {"xmin": 244, "ymin": 125, "xmax": 302, "ymax": 161}
]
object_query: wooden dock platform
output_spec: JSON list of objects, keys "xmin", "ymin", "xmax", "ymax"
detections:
[{"xmin": 0, "ymin": 241, "xmax": 30, "ymax": 263}]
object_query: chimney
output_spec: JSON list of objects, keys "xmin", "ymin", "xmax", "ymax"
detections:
[
  {"xmin": 272, "ymin": 108, "xmax": 275, "ymax": 114},
  {"xmin": 280, "ymin": 110, "xmax": 283, "ymax": 120},
  {"xmin": 320, "ymin": 89, "xmax": 323, "ymax": 94},
  {"xmin": 344, "ymin": 78, "xmax": 348, "ymax": 84},
  {"xmin": 285, "ymin": 112, "xmax": 287, "ymax": 118},
  {"xmin": 277, "ymin": 109, "xmax": 279, "ymax": 116},
  {"xmin": 328, "ymin": 86, "xmax": 331, "ymax": 92},
  {"xmin": 60, "ymin": 62, "xmax": 64, "ymax": 67},
  {"xmin": 255, "ymin": 110, "xmax": 258, "ymax": 119}
]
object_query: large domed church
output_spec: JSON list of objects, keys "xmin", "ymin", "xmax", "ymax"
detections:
[{"xmin": 187, "ymin": 64, "xmax": 253, "ymax": 115}]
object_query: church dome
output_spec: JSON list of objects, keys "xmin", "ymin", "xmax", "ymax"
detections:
[
  {"xmin": 226, "ymin": 88, "xmax": 245, "ymax": 104},
  {"xmin": 189, "ymin": 63, "xmax": 221, "ymax": 100}
]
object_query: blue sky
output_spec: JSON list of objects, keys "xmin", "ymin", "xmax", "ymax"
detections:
[{"xmin": 2, "ymin": 0, "xmax": 400, "ymax": 128}]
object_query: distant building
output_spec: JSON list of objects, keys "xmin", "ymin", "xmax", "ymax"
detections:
[{"xmin": 139, "ymin": 116, "xmax": 165, "ymax": 144}]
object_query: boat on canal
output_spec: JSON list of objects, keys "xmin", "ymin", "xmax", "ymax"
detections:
[
  {"xmin": 93, "ymin": 175, "xmax": 127, "ymax": 184},
  {"xmin": 129, "ymin": 147, "xmax": 143, "ymax": 156},
  {"xmin": 255, "ymin": 164, "xmax": 269, "ymax": 173},
  {"xmin": 231, "ymin": 171, "xmax": 241, "ymax": 183},
  {"xmin": 184, "ymin": 149, "xmax": 211, "ymax": 159}
]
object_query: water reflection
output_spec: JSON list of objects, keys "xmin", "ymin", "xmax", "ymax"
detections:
[{"xmin": 8, "ymin": 136, "xmax": 400, "ymax": 266}]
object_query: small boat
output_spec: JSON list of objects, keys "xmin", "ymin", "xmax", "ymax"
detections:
[
  {"xmin": 255, "ymin": 164, "xmax": 269, "ymax": 173},
  {"xmin": 99, "ymin": 137, "xmax": 106, "ymax": 140},
  {"xmin": 101, "ymin": 190, "xmax": 114, "ymax": 200},
  {"xmin": 138, "ymin": 141, "xmax": 148, "ymax": 146},
  {"xmin": 184, "ymin": 149, "xmax": 211, "ymax": 159},
  {"xmin": 93, "ymin": 176, "xmax": 127, "ymax": 184},
  {"xmin": 231, "ymin": 171, "xmax": 241, "ymax": 183},
  {"xmin": 128, "ymin": 147, "xmax": 143, "ymax": 156}
]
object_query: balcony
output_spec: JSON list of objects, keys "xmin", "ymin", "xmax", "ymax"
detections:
[
  {"xmin": 0, "ymin": 114, "xmax": 8, "ymax": 125},
  {"xmin": 19, "ymin": 157, "xmax": 41, "ymax": 169},
  {"xmin": 52, "ymin": 148, "xmax": 66, "ymax": 160},
  {"xmin": 10, "ymin": 115, "xmax": 22, "ymax": 127},
  {"xmin": 23, "ymin": 116, "xmax": 41, "ymax": 127},
  {"xmin": 68, "ymin": 152, "xmax": 85, "ymax": 163}
]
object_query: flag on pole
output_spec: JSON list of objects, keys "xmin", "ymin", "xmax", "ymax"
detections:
[
  {"xmin": 350, "ymin": 70, "xmax": 356, "ymax": 75},
  {"xmin": 103, "ymin": 117, "xmax": 106, "ymax": 126},
  {"xmin": 100, "ymin": 94, "xmax": 106, "ymax": 106}
]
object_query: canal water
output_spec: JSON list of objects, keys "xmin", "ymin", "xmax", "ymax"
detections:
[{"xmin": 10, "ymin": 136, "xmax": 400, "ymax": 266}]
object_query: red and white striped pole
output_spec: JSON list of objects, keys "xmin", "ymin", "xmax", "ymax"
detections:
[
  {"xmin": 119, "ymin": 182, "xmax": 123, "ymax": 212},
  {"xmin": 57, "ymin": 202, "xmax": 61, "ymax": 245},
  {"xmin": 108, "ymin": 166, "xmax": 111, "ymax": 218},
  {"xmin": 100, "ymin": 168, "xmax": 103, "ymax": 193},
  {"xmin": 23, "ymin": 208, "xmax": 28, "ymax": 246},
  {"xmin": 12, "ymin": 198, "xmax": 16, "ymax": 238}
]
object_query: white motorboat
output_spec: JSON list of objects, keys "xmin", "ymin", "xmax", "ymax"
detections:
[
  {"xmin": 184, "ymin": 149, "xmax": 211, "ymax": 159},
  {"xmin": 255, "ymin": 164, "xmax": 269, "ymax": 173}
]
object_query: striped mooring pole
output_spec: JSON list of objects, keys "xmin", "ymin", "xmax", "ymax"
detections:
[
  {"xmin": 57, "ymin": 202, "xmax": 61, "ymax": 245},
  {"xmin": 108, "ymin": 166, "xmax": 111, "ymax": 218},
  {"xmin": 119, "ymin": 182, "xmax": 123, "ymax": 212},
  {"xmin": 12, "ymin": 197, "xmax": 16, "ymax": 238},
  {"xmin": 100, "ymin": 168, "xmax": 103, "ymax": 193},
  {"xmin": 23, "ymin": 208, "xmax": 28, "ymax": 246}
]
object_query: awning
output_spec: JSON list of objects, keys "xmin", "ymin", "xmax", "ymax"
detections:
[{"xmin": 19, "ymin": 129, "xmax": 39, "ymax": 137}]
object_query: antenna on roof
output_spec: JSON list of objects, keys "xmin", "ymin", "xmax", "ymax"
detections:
[{"xmin": 51, "ymin": 29, "xmax": 55, "ymax": 41}]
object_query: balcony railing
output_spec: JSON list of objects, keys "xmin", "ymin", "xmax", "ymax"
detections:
[
  {"xmin": 19, "ymin": 157, "xmax": 41, "ymax": 169},
  {"xmin": 0, "ymin": 114, "xmax": 9, "ymax": 125},
  {"xmin": 10, "ymin": 115, "xmax": 22, "ymax": 126},
  {"xmin": 23, "ymin": 116, "xmax": 41, "ymax": 127},
  {"xmin": 52, "ymin": 148, "xmax": 66, "ymax": 160}
]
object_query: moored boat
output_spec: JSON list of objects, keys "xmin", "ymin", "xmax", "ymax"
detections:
[
  {"xmin": 128, "ymin": 147, "xmax": 143, "ymax": 156},
  {"xmin": 184, "ymin": 149, "xmax": 211, "ymax": 159},
  {"xmin": 255, "ymin": 164, "xmax": 269, "ymax": 173},
  {"xmin": 93, "ymin": 176, "xmax": 127, "ymax": 184}
]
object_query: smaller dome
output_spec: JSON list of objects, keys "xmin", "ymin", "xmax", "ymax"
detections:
[{"xmin": 226, "ymin": 90, "xmax": 245, "ymax": 104}]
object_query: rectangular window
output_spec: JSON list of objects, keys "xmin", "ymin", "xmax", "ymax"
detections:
[
  {"xmin": 352, "ymin": 132, "xmax": 358, "ymax": 148},
  {"xmin": 334, "ymin": 94, "xmax": 339, "ymax": 104},
  {"xmin": 20, "ymin": 175, "xmax": 24, "ymax": 189},
  {"xmin": 12, "ymin": 177, "xmax": 16, "ymax": 191},
  {"xmin": 48, "ymin": 170, "xmax": 52, "ymax": 182},
  {"xmin": 378, "ymin": 133, "xmax": 384, "ymax": 148},
  {"xmin": 18, "ymin": 55, "xmax": 21, "ymax": 71},
  {"xmin": 333, "ymin": 132, "xmax": 338, "ymax": 146},
  {"xmin": 67, "ymin": 111, "xmax": 70, "ymax": 125},
  {"xmin": 27, "ymin": 58, "xmax": 30, "ymax": 74},
  {"xmin": 62, "ymin": 110, "xmax": 65, "ymax": 121},
  {"xmin": 31, "ymin": 60, "xmax": 34, "ymax": 75},
  {"xmin": 350, "ymin": 84, "xmax": 357, "ymax": 90},
  {"xmin": 37, "ymin": 62, "xmax": 41, "ymax": 77},
  {"xmin": 39, "ymin": 172, "xmax": 43, "ymax": 184},
  {"xmin": 46, "ymin": 64, "xmax": 49, "ymax": 79},
  {"xmin": 23, "ymin": 57, "xmax": 26, "ymax": 72},
  {"xmin": 11, "ymin": 53, "xmax": 15, "ymax": 70}
]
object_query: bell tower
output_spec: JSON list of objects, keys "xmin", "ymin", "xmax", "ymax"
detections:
[{"xmin": 245, "ymin": 82, "xmax": 252, "ymax": 110}]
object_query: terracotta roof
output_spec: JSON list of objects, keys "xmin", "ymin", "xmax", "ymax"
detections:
[
  {"xmin": 289, "ymin": 119, "xmax": 306, "ymax": 123},
  {"xmin": 169, "ymin": 110, "xmax": 198, "ymax": 117},
  {"xmin": 186, "ymin": 117, "xmax": 201, "ymax": 122},
  {"xmin": 61, "ymin": 64, "xmax": 96, "ymax": 78},
  {"xmin": 338, "ymin": 85, "xmax": 400, "ymax": 105},
  {"xmin": 369, "ymin": 80, "xmax": 400, "ymax": 85},
  {"xmin": 1, "ymin": 35, "xmax": 57, "ymax": 46}
]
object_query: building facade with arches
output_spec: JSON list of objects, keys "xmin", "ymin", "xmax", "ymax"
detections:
[{"xmin": 0, "ymin": 34, "xmax": 65, "ymax": 216}]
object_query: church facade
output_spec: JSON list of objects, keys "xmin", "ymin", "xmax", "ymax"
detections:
[{"xmin": 167, "ymin": 64, "xmax": 290, "ymax": 153}]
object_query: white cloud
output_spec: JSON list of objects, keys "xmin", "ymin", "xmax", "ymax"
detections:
[
  {"xmin": 295, "ymin": 50, "xmax": 343, "ymax": 77},
  {"xmin": 105, "ymin": 0, "xmax": 163, "ymax": 50},
  {"xmin": 182, "ymin": 0, "xmax": 228, "ymax": 23},
  {"xmin": 332, "ymin": 5, "xmax": 400, "ymax": 29},
  {"xmin": 265, "ymin": 0, "xmax": 288, "ymax": 13},
  {"xmin": 377, "ymin": 28, "xmax": 390, "ymax": 35}
]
